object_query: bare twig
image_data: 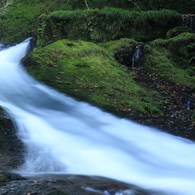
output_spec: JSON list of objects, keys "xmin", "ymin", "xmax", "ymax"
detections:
[
  {"xmin": 129, "ymin": 0, "xmax": 142, "ymax": 11},
  {"xmin": 84, "ymin": 0, "xmax": 89, "ymax": 9}
]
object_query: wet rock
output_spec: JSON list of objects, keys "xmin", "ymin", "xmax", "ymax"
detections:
[
  {"xmin": 0, "ymin": 109, "xmax": 24, "ymax": 170},
  {"xmin": 29, "ymin": 36, "xmax": 37, "ymax": 51},
  {"xmin": 114, "ymin": 44, "xmax": 144, "ymax": 69},
  {"xmin": 0, "ymin": 175, "xmax": 166, "ymax": 195},
  {"xmin": 0, "ymin": 171, "xmax": 26, "ymax": 182},
  {"xmin": 0, "ymin": 180, "xmax": 98, "ymax": 195},
  {"xmin": 0, "ymin": 43, "xmax": 16, "ymax": 51}
]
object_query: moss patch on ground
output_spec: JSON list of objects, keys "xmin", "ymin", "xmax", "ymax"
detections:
[{"xmin": 22, "ymin": 39, "xmax": 165, "ymax": 117}]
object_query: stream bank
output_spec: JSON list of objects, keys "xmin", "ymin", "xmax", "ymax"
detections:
[{"xmin": 132, "ymin": 67, "xmax": 195, "ymax": 140}]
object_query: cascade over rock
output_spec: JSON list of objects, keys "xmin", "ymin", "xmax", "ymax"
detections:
[{"xmin": 1, "ymin": 39, "xmax": 195, "ymax": 195}]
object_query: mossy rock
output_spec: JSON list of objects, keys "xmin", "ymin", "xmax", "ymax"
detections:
[
  {"xmin": 22, "ymin": 39, "xmax": 165, "ymax": 116},
  {"xmin": 99, "ymin": 38, "xmax": 144, "ymax": 68},
  {"xmin": 166, "ymin": 26, "xmax": 194, "ymax": 39},
  {"xmin": 0, "ymin": 175, "xmax": 6, "ymax": 182},
  {"xmin": 190, "ymin": 111, "xmax": 195, "ymax": 120},
  {"xmin": 98, "ymin": 38, "xmax": 138, "ymax": 52},
  {"xmin": 36, "ymin": 8, "xmax": 181, "ymax": 47},
  {"xmin": 143, "ymin": 33, "xmax": 195, "ymax": 86}
]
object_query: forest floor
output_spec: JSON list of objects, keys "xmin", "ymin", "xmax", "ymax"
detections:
[{"xmin": 132, "ymin": 66, "xmax": 195, "ymax": 141}]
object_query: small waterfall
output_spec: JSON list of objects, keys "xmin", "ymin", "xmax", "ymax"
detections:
[
  {"xmin": 132, "ymin": 46, "xmax": 140, "ymax": 68},
  {"xmin": 187, "ymin": 101, "xmax": 191, "ymax": 110},
  {"xmin": 182, "ymin": 14, "xmax": 195, "ymax": 30},
  {"xmin": 1, "ymin": 39, "xmax": 195, "ymax": 195},
  {"xmin": 190, "ymin": 16, "xmax": 193, "ymax": 29}
]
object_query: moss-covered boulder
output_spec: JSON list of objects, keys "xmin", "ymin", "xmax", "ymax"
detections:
[
  {"xmin": 37, "ymin": 8, "xmax": 181, "ymax": 47},
  {"xmin": 98, "ymin": 38, "xmax": 144, "ymax": 68},
  {"xmin": 166, "ymin": 26, "xmax": 194, "ymax": 39},
  {"xmin": 142, "ymin": 32, "xmax": 195, "ymax": 86},
  {"xmin": 22, "ymin": 39, "xmax": 165, "ymax": 117}
]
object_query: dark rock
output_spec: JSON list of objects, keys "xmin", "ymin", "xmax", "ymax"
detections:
[
  {"xmin": 0, "ymin": 43, "xmax": 16, "ymax": 51},
  {"xmin": 0, "ymin": 175, "xmax": 166, "ymax": 195},
  {"xmin": 0, "ymin": 171, "xmax": 26, "ymax": 182},
  {"xmin": 29, "ymin": 36, "xmax": 37, "ymax": 52},
  {"xmin": 114, "ymin": 44, "xmax": 144, "ymax": 68},
  {"xmin": 0, "ymin": 109, "xmax": 24, "ymax": 170}
]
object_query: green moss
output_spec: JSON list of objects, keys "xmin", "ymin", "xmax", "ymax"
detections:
[
  {"xmin": 0, "ymin": 175, "xmax": 6, "ymax": 182},
  {"xmin": 23, "ymin": 39, "xmax": 165, "ymax": 116},
  {"xmin": 0, "ymin": 0, "xmax": 188, "ymax": 44},
  {"xmin": 98, "ymin": 38, "xmax": 138, "ymax": 52},
  {"xmin": 190, "ymin": 111, "xmax": 195, "ymax": 121},
  {"xmin": 153, "ymin": 33, "xmax": 195, "ymax": 68},
  {"xmin": 0, "ymin": 0, "xmax": 73, "ymax": 42},
  {"xmin": 144, "ymin": 33, "xmax": 195, "ymax": 86},
  {"xmin": 37, "ymin": 8, "xmax": 181, "ymax": 47},
  {"xmin": 166, "ymin": 26, "xmax": 194, "ymax": 39}
]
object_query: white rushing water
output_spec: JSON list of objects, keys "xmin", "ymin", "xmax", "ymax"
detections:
[{"xmin": 0, "ymin": 39, "xmax": 195, "ymax": 195}]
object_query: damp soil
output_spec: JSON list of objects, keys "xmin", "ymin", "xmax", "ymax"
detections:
[{"xmin": 132, "ymin": 66, "xmax": 195, "ymax": 141}]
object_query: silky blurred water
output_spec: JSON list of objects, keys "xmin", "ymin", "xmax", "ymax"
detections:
[{"xmin": 0, "ymin": 39, "xmax": 195, "ymax": 195}]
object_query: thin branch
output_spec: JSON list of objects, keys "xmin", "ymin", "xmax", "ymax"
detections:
[
  {"xmin": 84, "ymin": 0, "xmax": 90, "ymax": 9},
  {"xmin": 129, "ymin": 0, "xmax": 142, "ymax": 12}
]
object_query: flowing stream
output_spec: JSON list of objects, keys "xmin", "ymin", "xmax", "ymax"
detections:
[{"xmin": 1, "ymin": 39, "xmax": 195, "ymax": 195}]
